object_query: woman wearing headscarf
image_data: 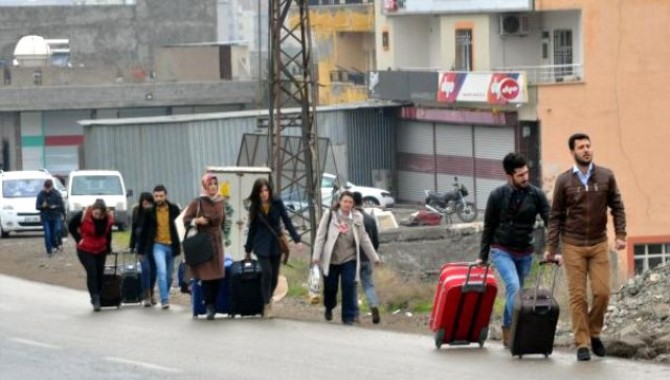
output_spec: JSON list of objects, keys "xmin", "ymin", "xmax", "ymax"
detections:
[
  {"xmin": 68, "ymin": 199, "xmax": 114, "ymax": 312},
  {"xmin": 312, "ymin": 191, "xmax": 381, "ymax": 325},
  {"xmin": 244, "ymin": 178, "xmax": 303, "ymax": 318},
  {"xmin": 182, "ymin": 174, "xmax": 226, "ymax": 320},
  {"xmin": 129, "ymin": 191, "xmax": 157, "ymax": 306}
]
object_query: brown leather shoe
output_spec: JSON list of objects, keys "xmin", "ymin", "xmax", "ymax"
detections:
[{"xmin": 502, "ymin": 326, "xmax": 510, "ymax": 348}]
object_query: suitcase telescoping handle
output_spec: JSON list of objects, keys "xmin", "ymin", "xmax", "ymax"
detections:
[
  {"xmin": 463, "ymin": 262, "xmax": 491, "ymax": 293},
  {"xmin": 532, "ymin": 259, "xmax": 560, "ymax": 312}
]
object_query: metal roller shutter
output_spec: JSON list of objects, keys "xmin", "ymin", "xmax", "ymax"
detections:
[
  {"xmin": 396, "ymin": 121, "xmax": 434, "ymax": 203},
  {"xmin": 435, "ymin": 123, "xmax": 475, "ymax": 205},
  {"xmin": 473, "ymin": 125, "xmax": 515, "ymax": 206}
]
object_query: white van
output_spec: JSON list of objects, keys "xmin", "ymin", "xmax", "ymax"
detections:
[
  {"xmin": 66, "ymin": 170, "xmax": 132, "ymax": 230},
  {"xmin": 0, "ymin": 169, "xmax": 66, "ymax": 237}
]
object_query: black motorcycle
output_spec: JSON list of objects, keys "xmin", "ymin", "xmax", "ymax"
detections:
[{"xmin": 423, "ymin": 177, "xmax": 478, "ymax": 223}]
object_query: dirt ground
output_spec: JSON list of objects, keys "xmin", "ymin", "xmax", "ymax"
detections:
[{"xmin": 0, "ymin": 231, "xmax": 433, "ymax": 336}]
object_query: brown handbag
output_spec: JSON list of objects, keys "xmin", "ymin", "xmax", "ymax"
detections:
[{"xmin": 258, "ymin": 212, "xmax": 291, "ymax": 263}]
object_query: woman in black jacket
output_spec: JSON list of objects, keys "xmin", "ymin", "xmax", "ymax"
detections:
[
  {"xmin": 129, "ymin": 192, "xmax": 156, "ymax": 307},
  {"xmin": 244, "ymin": 178, "xmax": 303, "ymax": 317}
]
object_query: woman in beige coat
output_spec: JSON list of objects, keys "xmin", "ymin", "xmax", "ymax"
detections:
[
  {"xmin": 312, "ymin": 191, "xmax": 381, "ymax": 325},
  {"xmin": 183, "ymin": 174, "xmax": 226, "ymax": 320}
]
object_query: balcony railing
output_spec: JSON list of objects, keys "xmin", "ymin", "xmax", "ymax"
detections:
[
  {"xmin": 330, "ymin": 70, "xmax": 366, "ymax": 86},
  {"xmin": 494, "ymin": 64, "xmax": 584, "ymax": 85}
]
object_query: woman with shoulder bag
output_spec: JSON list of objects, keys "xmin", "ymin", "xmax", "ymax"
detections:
[
  {"xmin": 68, "ymin": 199, "xmax": 114, "ymax": 312},
  {"xmin": 182, "ymin": 174, "xmax": 226, "ymax": 320},
  {"xmin": 244, "ymin": 178, "xmax": 303, "ymax": 318}
]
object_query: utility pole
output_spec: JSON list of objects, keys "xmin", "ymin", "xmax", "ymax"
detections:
[{"xmin": 267, "ymin": 0, "xmax": 321, "ymax": 245}]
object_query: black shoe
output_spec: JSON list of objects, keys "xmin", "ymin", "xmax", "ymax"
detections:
[
  {"xmin": 343, "ymin": 320, "xmax": 354, "ymax": 326},
  {"xmin": 325, "ymin": 309, "xmax": 333, "ymax": 321},
  {"xmin": 591, "ymin": 337, "xmax": 606, "ymax": 357},
  {"xmin": 577, "ymin": 347, "xmax": 591, "ymax": 361},
  {"xmin": 206, "ymin": 305, "xmax": 216, "ymax": 320},
  {"xmin": 92, "ymin": 295, "xmax": 101, "ymax": 312},
  {"xmin": 371, "ymin": 307, "xmax": 381, "ymax": 324}
]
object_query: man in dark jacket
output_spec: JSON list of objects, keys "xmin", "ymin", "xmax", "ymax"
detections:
[
  {"xmin": 36, "ymin": 179, "xmax": 65, "ymax": 257},
  {"xmin": 353, "ymin": 192, "xmax": 381, "ymax": 324},
  {"xmin": 476, "ymin": 153, "xmax": 550, "ymax": 347},
  {"xmin": 545, "ymin": 133, "xmax": 626, "ymax": 361},
  {"xmin": 139, "ymin": 185, "xmax": 181, "ymax": 309}
]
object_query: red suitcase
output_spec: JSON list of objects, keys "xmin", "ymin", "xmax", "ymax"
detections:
[{"xmin": 430, "ymin": 262, "xmax": 497, "ymax": 348}]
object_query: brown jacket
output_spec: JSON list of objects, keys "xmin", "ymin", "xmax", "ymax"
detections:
[
  {"xmin": 547, "ymin": 164, "xmax": 626, "ymax": 253},
  {"xmin": 183, "ymin": 196, "xmax": 226, "ymax": 281}
]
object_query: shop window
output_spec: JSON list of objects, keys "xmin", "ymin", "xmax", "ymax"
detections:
[{"xmin": 634, "ymin": 242, "xmax": 670, "ymax": 274}]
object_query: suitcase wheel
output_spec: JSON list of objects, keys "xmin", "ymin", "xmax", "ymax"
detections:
[
  {"xmin": 478, "ymin": 327, "xmax": 488, "ymax": 348},
  {"xmin": 435, "ymin": 329, "xmax": 445, "ymax": 349},
  {"xmin": 544, "ymin": 353, "xmax": 549, "ymax": 358}
]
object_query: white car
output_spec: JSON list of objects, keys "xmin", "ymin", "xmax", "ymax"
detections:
[
  {"xmin": 0, "ymin": 169, "xmax": 66, "ymax": 237},
  {"xmin": 321, "ymin": 173, "xmax": 394, "ymax": 208}
]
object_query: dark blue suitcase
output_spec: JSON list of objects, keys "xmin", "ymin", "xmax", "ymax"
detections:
[
  {"xmin": 192, "ymin": 256, "xmax": 233, "ymax": 318},
  {"xmin": 229, "ymin": 259, "xmax": 264, "ymax": 317}
]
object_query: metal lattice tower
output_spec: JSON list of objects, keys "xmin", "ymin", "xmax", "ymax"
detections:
[{"xmin": 268, "ymin": 0, "xmax": 321, "ymax": 245}]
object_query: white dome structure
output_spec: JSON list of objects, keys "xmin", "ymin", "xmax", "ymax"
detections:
[{"xmin": 13, "ymin": 35, "xmax": 52, "ymax": 67}]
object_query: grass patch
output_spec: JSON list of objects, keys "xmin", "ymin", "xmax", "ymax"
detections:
[
  {"xmin": 281, "ymin": 258, "xmax": 310, "ymax": 298},
  {"xmin": 374, "ymin": 266, "xmax": 435, "ymax": 313},
  {"xmin": 113, "ymin": 231, "xmax": 130, "ymax": 250},
  {"xmin": 412, "ymin": 301, "xmax": 434, "ymax": 313}
]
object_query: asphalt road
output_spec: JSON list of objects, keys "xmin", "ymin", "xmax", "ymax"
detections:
[{"xmin": 0, "ymin": 275, "xmax": 668, "ymax": 380}]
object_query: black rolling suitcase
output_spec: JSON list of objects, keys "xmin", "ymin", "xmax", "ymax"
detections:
[
  {"xmin": 509, "ymin": 260, "xmax": 560, "ymax": 358},
  {"xmin": 229, "ymin": 259, "xmax": 264, "ymax": 317},
  {"xmin": 101, "ymin": 252, "xmax": 122, "ymax": 308},
  {"xmin": 121, "ymin": 251, "xmax": 143, "ymax": 304}
]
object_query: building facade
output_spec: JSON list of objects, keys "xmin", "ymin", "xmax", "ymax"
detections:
[
  {"xmin": 0, "ymin": 0, "xmax": 258, "ymax": 174},
  {"xmin": 371, "ymin": 0, "xmax": 670, "ymax": 280},
  {"xmin": 287, "ymin": 0, "xmax": 375, "ymax": 105}
]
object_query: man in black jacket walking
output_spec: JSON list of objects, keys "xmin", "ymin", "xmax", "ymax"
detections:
[
  {"xmin": 36, "ymin": 179, "xmax": 65, "ymax": 257},
  {"xmin": 353, "ymin": 192, "xmax": 381, "ymax": 324},
  {"xmin": 139, "ymin": 185, "xmax": 181, "ymax": 309},
  {"xmin": 476, "ymin": 153, "xmax": 550, "ymax": 347}
]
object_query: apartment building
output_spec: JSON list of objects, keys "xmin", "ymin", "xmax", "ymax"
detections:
[{"xmin": 372, "ymin": 0, "xmax": 670, "ymax": 280}]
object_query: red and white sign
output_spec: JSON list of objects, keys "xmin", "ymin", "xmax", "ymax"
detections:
[
  {"xmin": 384, "ymin": 0, "xmax": 398, "ymax": 12},
  {"xmin": 436, "ymin": 71, "xmax": 527, "ymax": 105}
]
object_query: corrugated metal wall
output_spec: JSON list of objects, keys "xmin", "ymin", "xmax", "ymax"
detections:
[
  {"xmin": 84, "ymin": 106, "xmax": 398, "ymax": 207},
  {"xmin": 346, "ymin": 108, "xmax": 396, "ymax": 188}
]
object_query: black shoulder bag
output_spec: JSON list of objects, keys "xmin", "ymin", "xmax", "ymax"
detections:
[{"xmin": 182, "ymin": 199, "xmax": 215, "ymax": 267}]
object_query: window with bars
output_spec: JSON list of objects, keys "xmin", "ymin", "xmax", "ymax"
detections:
[
  {"xmin": 553, "ymin": 29, "xmax": 573, "ymax": 79},
  {"xmin": 634, "ymin": 242, "xmax": 670, "ymax": 274},
  {"xmin": 455, "ymin": 29, "xmax": 473, "ymax": 71}
]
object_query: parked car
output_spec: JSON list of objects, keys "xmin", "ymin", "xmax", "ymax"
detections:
[
  {"xmin": 321, "ymin": 173, "xmax": 394, "ymax": 208},
  {"xmin": 283, "ymin": 173, "xmax": 395, "ymax": 213},
  {"xmin": 0, "ymin": 169, "xmax": 66, "ymax": 237},
  {"xmin": 65, "ymin": 170, "xmax": 132, "ymax": 231}
]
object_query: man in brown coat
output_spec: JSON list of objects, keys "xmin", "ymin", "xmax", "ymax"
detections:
[{"xmin": 545, "ymin": 133, "xmax": 626, "ymax": 361}]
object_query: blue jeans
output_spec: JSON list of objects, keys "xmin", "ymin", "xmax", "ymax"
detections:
[
  {"xmin": 324, "ymin": 260, "xmax": 358, "ymax": 323},
  {"xmin": 359, "ymin": 261, "xmax": 379, "ymax": 308},
  {"xmin": 139, "ymin": 250, "xmax": 157, "ymax": 297},
  {"xmin": 491, "ymin": 248, "xmax": 533, "ymax": 328},
  {"xmin": 153, "ymin": 243, "xmax": 174, "ymax": 304},
  {"xmin": 42, "ymin": 217, "xmax": 62, "ymax": 255}
]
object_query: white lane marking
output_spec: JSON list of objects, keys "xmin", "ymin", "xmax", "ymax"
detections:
[
  {"xmin": 10, "ymin": 337, "xmax": 62, "ymax": 350},
  {"xmin": 105, "ymin": 357, "xmax": 182, "ymax": 373}
]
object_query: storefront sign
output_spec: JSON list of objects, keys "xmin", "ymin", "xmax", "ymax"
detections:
[
  {"xmin": 436, "ymin": 71, "xmax": 527, "ymax": 105},
  {"xmin": 390, "ymin": 0, "xmax": 532, "ymax": 13}
]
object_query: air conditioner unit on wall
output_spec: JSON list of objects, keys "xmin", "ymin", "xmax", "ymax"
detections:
[{"xmin": 500, "ymin": 14, "xmax": 531, "ymax": 37}]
